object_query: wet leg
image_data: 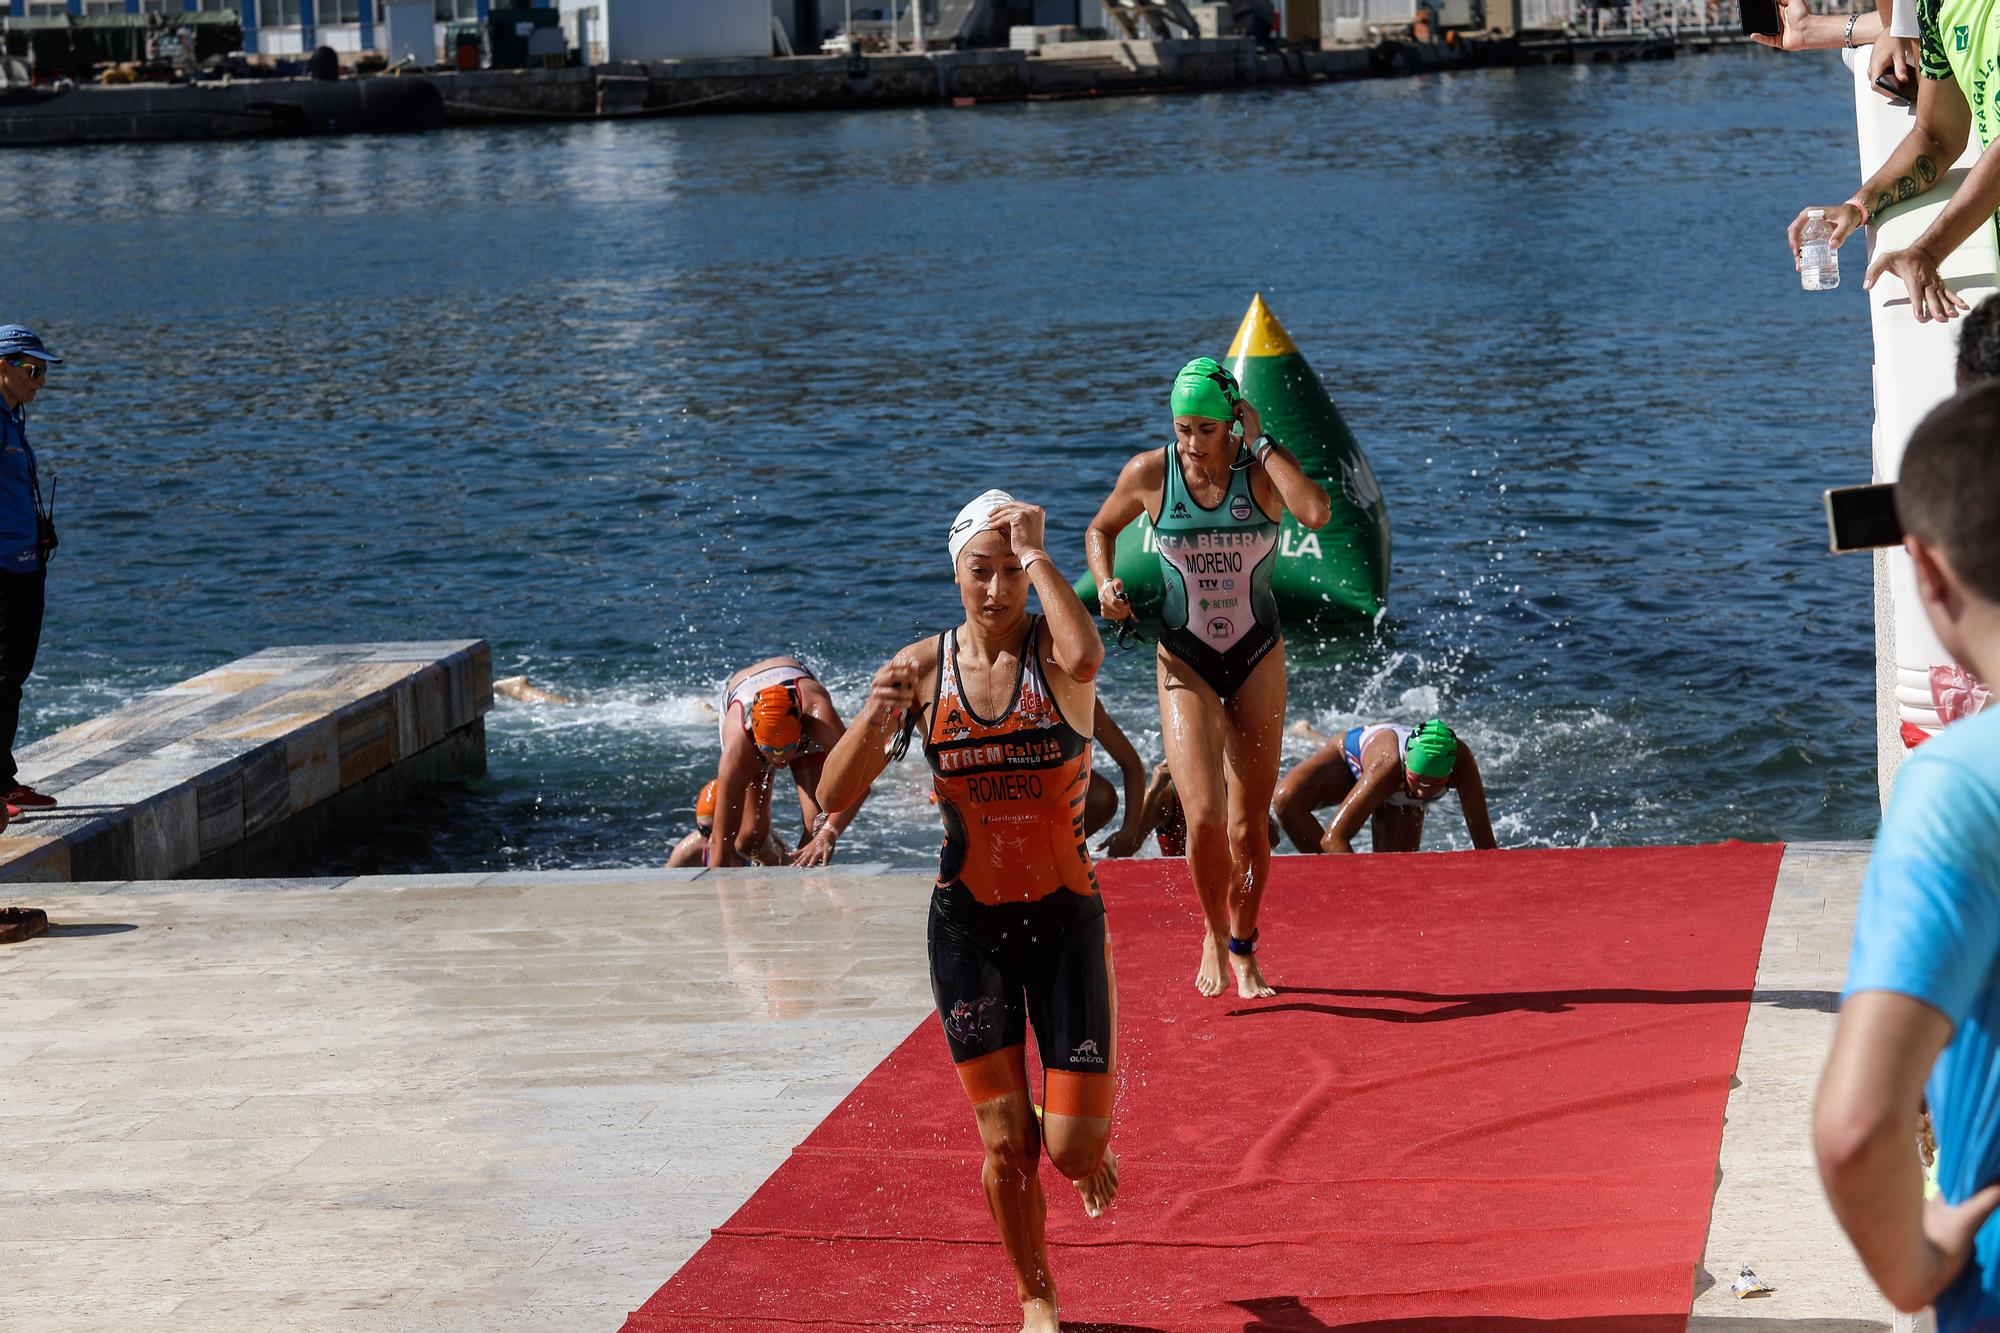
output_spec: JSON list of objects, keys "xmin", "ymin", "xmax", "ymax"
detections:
[
  {"xmin": 1156, "ymin": 654, "xmax": 1232, "ymax": 996},
  {"xmin": 1222, "ymin": 645, "xmax": 1287, "ymax": 998},
  {"xmin": 1045, "ymin": 1112, "xmax": 1116, "ymax": 1218},
  {"xmin": 973, "ymin": 1088, "xmax": 1058, "ymax": 1332}
]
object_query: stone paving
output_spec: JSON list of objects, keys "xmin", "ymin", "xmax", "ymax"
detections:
[
  {"xmin": 0, "ymin": 642, "xmax": 491, "ymax": 884},
  {"xmin": 0, "ymin": 845, "xmax": 1915, "ymax": 1331},
  {"xmin": 0, "ymin": 865, "xmax": 935, "ymax": 1332},
  {"xmin": 1692, "ymin": 843, "xmax": 1926, "ymax": 1333}
]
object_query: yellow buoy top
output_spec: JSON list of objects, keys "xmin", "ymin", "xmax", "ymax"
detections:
[{"xmin": 1225, "ymin": 293, "xmax": 1299, "ymax": 360}]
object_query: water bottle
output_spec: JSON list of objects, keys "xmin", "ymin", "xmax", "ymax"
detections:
[{"xmin": 1800, "ymin": 209, "xmax": 1839, "ymax": 291}]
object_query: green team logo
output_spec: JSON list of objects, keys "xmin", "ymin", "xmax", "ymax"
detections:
[{"xmin": 1956, "ymin": 23, "xmax": 1970, "ymax": 50}]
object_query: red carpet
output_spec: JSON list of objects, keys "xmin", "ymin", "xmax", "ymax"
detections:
[{"xmin": 626, "ymin": 843, "xmax": 1784, "ymax": 1332}]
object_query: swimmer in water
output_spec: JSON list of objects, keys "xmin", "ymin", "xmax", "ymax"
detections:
[
  {"xmin": 1274, "ymin": 719, "xmax": 1496, "ymax": 854},
  {"xmin": 667, "ymin": 779, "xmax": 788, "ymax": 868},
  {"xmin": 819, "ymin": 489, "xmax": 1119, "ymax": 1333},
  {"xmin": 493, "ymin": 676, "xmax": 577, "ymax": 705},
  {"xmin": 1085, "ymin": 357, "xmax": 1331, "ymax": 997},
  {"xmin": 711, "ymin": 656, "xmax": 860, "ymax": 868}
]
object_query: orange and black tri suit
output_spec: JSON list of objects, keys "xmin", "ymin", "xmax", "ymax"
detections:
[{"xmin": 922, "ymin": 615, "xmax": 1115, "ymax": 1120}]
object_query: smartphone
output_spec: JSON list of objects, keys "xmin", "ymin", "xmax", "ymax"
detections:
[
  {"xmin": 1874, "ymin": 69, "xmax": 1916, "ymax": 105},
  {"xmin": 1824, "ymin": 482, "xmax": 1903, "ymax": 553},
  {"xmin": 1739, "ymin": 0, "xmax": 1780, "ymax": 36}
]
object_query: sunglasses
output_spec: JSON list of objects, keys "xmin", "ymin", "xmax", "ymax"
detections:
[{"xmin": 4, "ymin": 359, "xmax": 44, "ymax": 382}]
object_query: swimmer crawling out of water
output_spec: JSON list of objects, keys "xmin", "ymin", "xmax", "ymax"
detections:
[
  {"xmin": 1275, "ymin": 719, "xmax": 1496, "ymax": 854},
  {"xmin": 1086, "ymin": 357, "xmax": 1331, "ymax": 998},
  {"xmin": 710, "ymin": 656, "xmax": 861, "ymax": 868},
  {"xmin": 1086, "ymin": 700, "xmax": 1150, "ymax": 858},
  {"xmin": 666, "ymin": 779, "xmax": 789, "ymax": 868},
  {"xmin": 489, "ymin": 676, "xmax": 809, "ymax": 866},
  {"xmin": 819, "ymin": 490, "xmax": 1119, "ymax": 1333},
  {"xmin": 492, "ymin": 676, "xmax": 577, "ymax": 706}
]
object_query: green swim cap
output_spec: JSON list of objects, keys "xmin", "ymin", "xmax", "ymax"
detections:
[
  {"xmin": 1171, "ymin": 356, "xmax": 1241, "ymax": 422},
  {"xmin": 1405, "ymin": 720, "xmax": 1458, "ymax": 780}
]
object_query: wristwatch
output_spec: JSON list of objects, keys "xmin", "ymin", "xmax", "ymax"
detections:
[{"xmin": 1251, "ymin": 433, "xmax": 1280, "ymax": 464}]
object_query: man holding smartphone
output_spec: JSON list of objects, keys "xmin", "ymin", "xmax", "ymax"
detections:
[
  {"xmin": 1815, "ymin": 383, "xmax": 2000, "ymax": 1330},
  {"xmin": 1787, "ymin": 0, "xmax": 1999, "ymax": 322}
]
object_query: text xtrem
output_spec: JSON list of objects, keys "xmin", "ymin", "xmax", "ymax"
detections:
[{"xmin": 936, "ymin": 739, "xmax": 1063, "ymax": 772}]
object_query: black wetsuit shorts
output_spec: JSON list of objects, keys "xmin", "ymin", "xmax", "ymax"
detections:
[{"xmin": 927, "ymin": 882, "xmax": 1113, "ymax": 1110}]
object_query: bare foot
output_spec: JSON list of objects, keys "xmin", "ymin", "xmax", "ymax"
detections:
[
  {"xmin": 1021, "ymin": 1297, "xmax": 1059, "ymax": 1333},
  {"xmin": 1074, "ymin": 1146, "xmax": 1119, "ymax": 1219},
  {"xmin": 1230, "ymin": 949, "xmax": 1277, "ymax": 999},
  {"xmin": 1196, "ymin": 934, "xmax": 1226, "ymax": 997}
]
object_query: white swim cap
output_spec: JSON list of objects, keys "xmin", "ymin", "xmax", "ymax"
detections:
[{"xmin": 947, "ymin": 488, "xmax": 1014, "ymax": 570}]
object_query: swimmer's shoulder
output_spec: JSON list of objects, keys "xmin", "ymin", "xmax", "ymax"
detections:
[
  {"xmin": 891, "ymin": 634, "xmax": 944, "ymax": 703},
  {"xmin": 1118, "ymin": 447, "xmax": 1166, "ymax": 491},
  {"xmin": 1359, "ymin": 727, "xmax": 1403, "ymax": 774}
]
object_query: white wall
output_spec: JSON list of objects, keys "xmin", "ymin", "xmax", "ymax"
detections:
[
  {"xmin": 603, "ymin": 0, "xmax": 770, "ymax": 60},
  {"xmin": 558, "ymin": 1, "xmax": 606, "ymax": 63}
]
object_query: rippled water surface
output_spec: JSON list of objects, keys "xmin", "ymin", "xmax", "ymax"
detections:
[{"xmin": 5, "ymin": 49, "xmax": 1879, "ymax": 870}]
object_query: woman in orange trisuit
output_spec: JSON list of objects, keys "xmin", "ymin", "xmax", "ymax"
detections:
[{"xmin": 820, "ymin": 488, "xmax": 1118, "ymax": 1333}]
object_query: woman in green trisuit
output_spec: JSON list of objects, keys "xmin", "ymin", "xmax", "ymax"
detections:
[{"xmin": 1085, "ymin": 358, "xmax": 1331, "ymax": 998}]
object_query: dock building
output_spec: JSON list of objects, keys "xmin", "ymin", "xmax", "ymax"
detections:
[{"xmin": 0, "ymin": 0, "xmax": 785, "ymax": 61}]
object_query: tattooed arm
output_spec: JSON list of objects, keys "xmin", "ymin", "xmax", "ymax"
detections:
[
  {"xmin": 1859, "ymin": 74, "xmax": 1986, "ymax": 322},
  {"xmin": 1785, "ymin": 71, "xmax": 1970, "ymax": 262},
  {"xmin": 1860, "ymin": 70, "xmax": 1967, "ymax": 214}
]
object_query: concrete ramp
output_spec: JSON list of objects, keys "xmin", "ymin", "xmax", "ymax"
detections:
[{"xmin": 0, "ymin": 641, "xmax": 491, "ymax": 883}]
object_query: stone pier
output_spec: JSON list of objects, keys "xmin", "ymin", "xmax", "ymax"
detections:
[{"xmin": 0, "ymin": 640, "xmax": 491, "ymax": 884}]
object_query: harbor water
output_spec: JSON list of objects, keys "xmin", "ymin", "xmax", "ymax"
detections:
[{"xmin": 7, "ymin": 48, "xmax": 1877, "ymax": 871}]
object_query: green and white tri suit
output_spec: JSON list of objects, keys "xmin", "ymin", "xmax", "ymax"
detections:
[{"xmin": 1153, "ymin": 442, "xmax": 1281, "ymax": 700}]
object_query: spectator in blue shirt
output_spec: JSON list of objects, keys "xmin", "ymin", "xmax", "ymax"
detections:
[
  {"xmin": 1818, "ymin": 381, "xmax": 2000, "ymax": 1327},
  {"xmin": 0, "ymin": 326, "xmax": 62, "ymax": 813}
]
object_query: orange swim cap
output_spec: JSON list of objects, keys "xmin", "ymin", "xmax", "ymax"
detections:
[
  {"xmin": 749, "ymin": 685, "xmax": 802, "ymax": 761},
  {"xmin": 695, "ymin": 779, "xmax": 717, "ymax": 821}
]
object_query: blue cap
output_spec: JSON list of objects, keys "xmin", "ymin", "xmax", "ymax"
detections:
[{"xmin": 0, "ymin": 326, "xmax": 61, "ymax": 364}]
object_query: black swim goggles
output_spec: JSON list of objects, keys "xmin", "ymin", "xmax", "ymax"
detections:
[{"xmin": 887, "ymin": 702, "xmax": 928, "ymax": 762}]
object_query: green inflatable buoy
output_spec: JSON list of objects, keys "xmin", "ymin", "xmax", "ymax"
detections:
[{"xmin": 1076, "ymin": 294, "xmax": 1391, "ymax": 623}]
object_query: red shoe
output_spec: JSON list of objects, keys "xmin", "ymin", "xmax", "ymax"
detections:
[{"xmin": 4, "ymin": 785, "xmax": 55, "ymax": 809}]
